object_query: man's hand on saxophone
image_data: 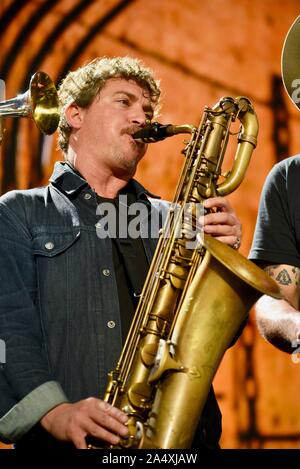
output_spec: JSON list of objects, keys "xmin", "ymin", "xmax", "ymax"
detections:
[
  {"xmin": 203, "ymin": 197, "xmax": 242, "ymax": 250},
  {"xmin": 40, "ymin": 399, "xmax": 129, "ymax": 449}
]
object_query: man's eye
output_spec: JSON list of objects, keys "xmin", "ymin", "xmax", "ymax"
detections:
[{"xmin": 117, "ymin": 99, "xmax": 130, "ymax": 106}]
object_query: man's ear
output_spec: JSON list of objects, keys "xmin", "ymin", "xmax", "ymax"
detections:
[{"xmin": 64, "ymin": 102, "xmax": 84, "ymax": 129}]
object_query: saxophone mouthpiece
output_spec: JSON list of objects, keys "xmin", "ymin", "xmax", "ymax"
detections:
[
  {"xmin": 133, "ymin": 122, "xmax": 174, "ymax": 143},
  {"xmin": 133, "ymin": 122, "xmax": 194, "ymax": 143}
]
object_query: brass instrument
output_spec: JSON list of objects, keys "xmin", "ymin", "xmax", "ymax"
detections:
[
  {"xmin": 0, "ymin": 71, "xmax": 59, "ymax": 144},
  {"xmin": 92, "ymin": 96, "xmax": 281, "ymax": 449},
  {"xmin": 282, "ymin": 15, "xmax": 300, "ymax": 110}
]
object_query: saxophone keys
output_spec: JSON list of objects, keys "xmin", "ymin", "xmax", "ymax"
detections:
[
  {"xmin": 148, "ymin": 339, "xmax": 184, "ymax": 384},
  {"xmin": 128, "ymin": 382, "xmax": 152, "ymax": 410}
]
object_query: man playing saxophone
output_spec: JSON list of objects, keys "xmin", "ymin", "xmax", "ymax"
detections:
[{"xmin": 0, "ymin": 56, "xmax": 242, "ymax": 449}]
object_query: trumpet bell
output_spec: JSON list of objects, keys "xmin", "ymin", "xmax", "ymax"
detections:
[{"xmin": 0, "ymin": 71, "xmax": 59, "ymax": 135}]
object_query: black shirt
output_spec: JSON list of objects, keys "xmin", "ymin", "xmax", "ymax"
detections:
[
  {"xmin": 249, "ymin": 155, "xmax": 300, "ymax": 267},
  {"xmin": 96, "ymin": 183, "xmax": 150, "ymax": 343}
]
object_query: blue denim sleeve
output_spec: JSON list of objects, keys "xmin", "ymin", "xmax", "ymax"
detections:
[
  {"xmin": 0, "ymin": 193, "xmax": 67, "ymax": 438},
  {"xmin": 0, "ymin": 381, "xmax": 68, "ymax": 442}
]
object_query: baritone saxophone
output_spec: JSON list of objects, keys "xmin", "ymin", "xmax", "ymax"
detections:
[{"xmin": 91, "ymin": 96, "xmax": 281, "ymax": 449}]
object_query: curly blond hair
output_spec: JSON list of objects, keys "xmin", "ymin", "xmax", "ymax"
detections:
[{"xmin": 57, "ymin": 56, "xmax": 161, "ymax": 153}]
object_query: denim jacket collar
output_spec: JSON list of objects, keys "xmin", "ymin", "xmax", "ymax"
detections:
[
  {"xmin": 49, "ymin": 161, "xmax": 160, "ymax": 201},
  {"xmin": 49, "ymin": 162, "xmax": 88, "ymax": 196}
]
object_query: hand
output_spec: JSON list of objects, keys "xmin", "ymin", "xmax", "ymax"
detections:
[
  {"xmin": 202, "ymin": 197, "xmax": 242, "ymax": 249},
  {"xmin": 40, "ymin": 398, "xmax": 128, "ymax": 449}
]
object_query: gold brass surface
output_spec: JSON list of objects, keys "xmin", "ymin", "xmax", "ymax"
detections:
[
  {"xmin": 90, "ymin": 96, "xmax": 281, "ymax": 449},
  {"xmin": 0, "ymin": 71, "xmax": 59, "ymax": 143},
  {"xmin": 140, "ymin": 235, "xmax": 281, "ymax": 448},
  {"xmin": 282, "ymin": 15, "xmax": 300, "ymax": 110}
]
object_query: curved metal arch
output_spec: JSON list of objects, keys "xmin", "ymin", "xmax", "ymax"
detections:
[
  {"xmin": 0, "ymin": 0, "xmax": 28, "ymax": 37},
  {"xmin": 20, "ymin": 0, "xmax": 94, "ymax": 89},
  {"xmin": 57, "ymin": 0, "xmax": 134, "ymax": 84},
  {"xmin": 0, "ymin": 0, "xmax": 59, "ymax": 79}
]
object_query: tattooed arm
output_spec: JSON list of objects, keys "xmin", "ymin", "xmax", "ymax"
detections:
[{"xmin": 255, "ymin": 264, "xmax": 300, "ymax": 353}]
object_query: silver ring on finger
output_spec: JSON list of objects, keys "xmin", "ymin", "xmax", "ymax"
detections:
[{"xmin": 232, "ymin": 237, "xmax": 241, "ymax": 250}]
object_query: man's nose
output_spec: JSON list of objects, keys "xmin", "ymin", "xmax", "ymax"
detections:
[{"xmin": 130, "ymin": 107, "xmax": 148, "ymax": 126}]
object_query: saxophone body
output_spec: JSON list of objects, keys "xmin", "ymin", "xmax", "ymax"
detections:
[{"xmin": 92, "ymin": 97, "xmax": 281, "ymax": 449}]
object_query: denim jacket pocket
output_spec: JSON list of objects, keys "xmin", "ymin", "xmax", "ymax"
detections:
[
  {"xmin": 32, "ymin": 230, "xmax": 81, "ymax": 392},
  {"xmin": 32, "ymin": 231, "xmax": 80, "ymax": 257}
]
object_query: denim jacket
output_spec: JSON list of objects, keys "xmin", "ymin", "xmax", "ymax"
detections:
[{"xmin": 0, "ymin": 162, "xmax": 221, "ymax": 447}]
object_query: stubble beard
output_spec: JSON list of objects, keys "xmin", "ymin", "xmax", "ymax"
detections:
[
  {"xmin": 114, "ymin": 150, "xmax": 140, "ymax": 178},
  {"xmin": 114, "ymin": 138, "xmax": 146, "ymax": 177}
]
